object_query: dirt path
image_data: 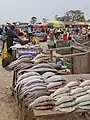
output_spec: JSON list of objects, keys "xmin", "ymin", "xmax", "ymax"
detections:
[{"xmin": 0, "ymin": 65, "xmax": 20, "ymax": 120}]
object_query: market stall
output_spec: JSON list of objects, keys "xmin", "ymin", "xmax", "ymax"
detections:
[
  {"xmin": 20, "ymin": 74, "xmax": 90, "ymax": 120},
  {"xmin": 6, "ymin": 44, "xmax": 90, "ymax": 120}
]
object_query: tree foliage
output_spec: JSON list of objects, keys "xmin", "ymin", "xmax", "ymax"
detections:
[{"xmin": 62, "ymin": 10, "xmax": 85, "ymax": 22}]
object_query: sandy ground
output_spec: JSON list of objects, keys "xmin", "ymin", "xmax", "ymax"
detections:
[{"xmin": 0, "ymin": 65, "xmax": 20, "ymax": 120}]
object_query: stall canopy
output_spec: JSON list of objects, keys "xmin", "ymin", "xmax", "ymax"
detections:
[{"xmin": 48, "ymin": 20, "xmax": 64, "ymax": 28}]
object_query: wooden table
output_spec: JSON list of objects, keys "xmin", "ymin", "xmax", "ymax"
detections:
[
  {"xmin": 27, "ymin": 108, "xmax": 90, "ymax": 120},
  {"xmin": 61, "ymin": 74, "xmax": 90, "ymax": 82}
]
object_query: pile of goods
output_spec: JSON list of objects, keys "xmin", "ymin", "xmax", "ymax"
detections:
[
  {"xmin": 28, "ymin": 96, "xmax": 55, "ymax": 110},
  {"xmin": 7, "ymin": 52, "xmax": 90, "ymax": 114},
  {"xmin": 7, "ymin": 53, "xmax": 69, "ymax": 110},
  {"xmin": 51, "ymin": 80, "xmax": 90, "ymax": 113},
  {"xmin": 10, "ymin": 43, "xmax": 42, "ymax": 58}
]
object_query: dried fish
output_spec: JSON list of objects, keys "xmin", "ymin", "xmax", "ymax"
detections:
[
  {"xmin": 73, "ymin": 91, "xmax": 88, "ymax": 98},
  {"xmin": 55, "ymin": 107, "xmax": 76, "ymax": 113},
  {"xmin": 52, "ymin": 87, "xmax": 69, "ymax": 97},
  {"xmin": 80, "ymin": 80, "xmax": 90, "ymax": 87},
  {"xmin": 70, "ymin": 87, "xmax": 86, "ymax": 95},
  {"xmin": 42, "ymin": 72, "xmax": 55, "ymax": 80},
  {"xmin": 79, "ymin": 106, "xmax": 90, "ymax": 110},
  {"xmin": 29, "ymin": 96, "xmax": 54, "ymax": 108},
  {"xmin": 31, "ymin": 63, "xmax": 54, "ymax": 69},
  {"xmin": 17, "ymin": 72, "xmax": 40, "ymax": 82},
  {"xmin": 75, "ymin": 94, "xmax": 90, "ymax": 103},
  {"xmin": 54, "ymin": 93, "xmax": 70, "ymax": 100},
  {"xmin": 65, "ymin": 81, "xmax": 80, "ymax": 88},
  {"xmin": 55, "ymin": 96, "xmax": 74, "ymax": 106},
  {"xmin": 32, "ymin": 53, "xmax": 48, "ymax": 61},
  {"xmin": 84, "ymin": 86, "xmax": 90, "ymax": 90},
  {"xmin": 47, "ymin": 82, "xmax": 65, "ymax": 89},
  {"xmin": 45, "ymin": 75, "xmax": 66, "ymax": 84},
  {"xmin": 78, "ymin": 101, "xmax": 90, "ymax": 106},
  {"xmin": 56, "ymin": 101, "xmax": 76, "ymax": 108}
]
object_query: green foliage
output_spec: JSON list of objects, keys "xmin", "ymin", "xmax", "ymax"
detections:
[{"xmin": 63, "ymin": 10, "xmax": 85, "ymax": 22}]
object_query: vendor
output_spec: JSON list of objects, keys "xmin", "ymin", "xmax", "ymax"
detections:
[{"xmin": 6, "ymin": 25, "xmax": 22, "ymax": 55}]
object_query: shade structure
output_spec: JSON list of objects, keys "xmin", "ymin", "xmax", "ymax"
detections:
[
  {"xmin": 41, "ymin": 23, "xmax": 48, "ymax": 28},
  {"xmin": 49, "ymin": 20, "xmax": 64, "ymax": 28}
]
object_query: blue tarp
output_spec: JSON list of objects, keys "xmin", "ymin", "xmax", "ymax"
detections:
[{"xmin": 18, "ymin": 49, "xmax": 37, "ymax": 56}]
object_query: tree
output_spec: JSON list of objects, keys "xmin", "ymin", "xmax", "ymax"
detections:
[
  {"xmin": 30, "ymin": 17, "xmax": 37, "ymax": 24},
  {"xmin": 62, "ymin": 10, "xmax": 85, "ymax": 22}
]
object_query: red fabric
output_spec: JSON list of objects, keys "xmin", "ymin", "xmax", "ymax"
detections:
[{"xmin": 63, "ymin": 34, "xmax": 68, "ymax": 40}]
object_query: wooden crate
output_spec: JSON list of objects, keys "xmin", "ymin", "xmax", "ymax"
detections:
[
  {"xmin": 47, "ymin": 46, "xmax": 90, "ymax": 74},
  {"xmin": 56, "ymin": 40, "xmax": 71, "ymax": 55}
]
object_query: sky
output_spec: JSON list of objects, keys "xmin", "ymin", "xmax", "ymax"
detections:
[{"xmin": 0, "ymin": 0, "xmax": 90, "ymax": 23}]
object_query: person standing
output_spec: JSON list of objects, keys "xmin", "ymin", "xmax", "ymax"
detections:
[{"xmin": 6, "ymin": 25, "xmax": 21, "ymax": 55}]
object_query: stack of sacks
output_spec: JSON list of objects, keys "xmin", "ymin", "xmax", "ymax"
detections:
[
  {"xmin": 51, "ymin": 87, "xmax": 76, "ymax": 112},
  {"xmin": 42, "ymin": 72, "xmax": 55, "ymax": 80},
  {"xmin": 76, "ymin": 94, "xmax": 90, "ymax": 110},
  {"xmin": 51, "ymin": 80, "xmax": 90, "ymax": 113},
  {"xmin": 14, "ymin": 72, "xmax": 50, "ymax": 106},
  {"xmin": 18, "ymin": 55, "xmax": 33, "ymax": 60},
  {"xmin": 13, "ymin": 62, "xmax": 34, "ymax": 71},
  {"xmin": 28, "ymin": 96, "xmax": 55, "ymax": 110},
  {"xmin": 31, "ymin": 53, "xmax": 50, "ymax": 63},
  {"xmin": 44, "ymin": 75, "xmax": 67, "ymax": 92},
  {"xmin": 51, "ymin": 87, "xmax": 70, "ymax": 101},
  {"xmin": 17, "ymin": 72, "xmax": 40, "ymax": 82},
  {"xmin": 70, "ymin": 87, "xmax": 88, "ymax": 98},
  {"xmin": 7, "ymin": 57, "xmax": 34, "ymax": 71},
  {"xmin": 17, "ymin": 63, "xmax": 57, "ymax": 76},
  {"xmin": 75, "ymin": 80, "xmax": 90, "ymax": 110},
  {"xmin": 80, "ymin": 80, "xmax": 90, "ymax": 90},
  {"xmin": 65, "ymin": 81, "xmax": 80, "ymax": 89}
]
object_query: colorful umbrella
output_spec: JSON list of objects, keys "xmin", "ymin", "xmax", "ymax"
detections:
[{"xmin": 48, "ymin": 20, "xmax": 64, "ymax": 28}]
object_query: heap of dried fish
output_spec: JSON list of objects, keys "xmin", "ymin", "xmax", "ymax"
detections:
[
  {"xmin": 42, "ymin": 72, "xmax": 55, "ymax": 80},
  {"xmin": 17, "ymin": 72, "xmax": 40, "ymax": 82},
  {"xmin": 32, "ymin": 53, "xmax": 49, "ymax": 62},
  {"xmin": 45, "ymin": 75, "xmax": 66, "ymax": 84},
  {"xmin": 28, "ymin": 96, "xmax": 55, "ymax": 110},
  {"xmin": 80, "ymin": 80, "xmax": 90, "ymax": 87},
  {"xmin": 65, "ymin": 81, "xmax": 80, "ymax": 89},
  {"xmin": 7, "ymin": 58, "xmax": 34, "ymax": 71}
]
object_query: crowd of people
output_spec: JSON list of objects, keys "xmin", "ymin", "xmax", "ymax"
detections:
[{"xmin": 0, "ymin": 24, "xmax": 90, "ymax": 55}]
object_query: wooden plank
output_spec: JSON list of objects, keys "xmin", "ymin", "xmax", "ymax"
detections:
[
  {"xmin": 47, "ymin": 47, "xmax": 72, "ymax": 52},
  {"xmin": 61, "ymin": 74, "xmax": 90, "ymax": 82},
  {"xmin": 47, "ymin": 46, "xmax": 87, "ymax": 52},
  {"xmin": 53, "ymin": 51, "xmax": 89, "ymax": 58},
  {"xmin": 28, "ymin": 108, "xmax": 90, "ymax": 120}
]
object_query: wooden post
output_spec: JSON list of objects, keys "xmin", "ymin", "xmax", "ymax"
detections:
[
  {"xmin": 71, "ymin": 47, "xmax": 74, "ymax": 74},
  {"xmin": 87, "ymin": 52, "xmax": 90, "ymax": 73},
  {"xmin": 50, "ymin": 50, "xmax": 53, "ymax": 62}
]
